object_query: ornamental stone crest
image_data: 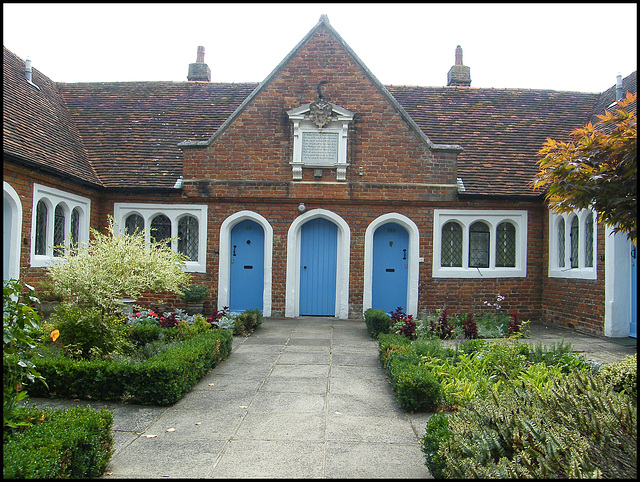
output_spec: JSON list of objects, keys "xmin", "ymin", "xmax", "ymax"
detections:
[{"xmin": 308, "ymin": 99, "xmax": 333, "ymax": 128}]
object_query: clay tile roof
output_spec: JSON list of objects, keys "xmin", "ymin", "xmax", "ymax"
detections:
[
  {"xmin": 387, "ymin": 85, "xmax": 601, "ymax": 197},
  {"xmin": 3, "ymin": 46, "xmax": 101, "ymax": 186},
  {"xmin": 57, "ymin": 81, "xmax": 257, "ymax": 188}
]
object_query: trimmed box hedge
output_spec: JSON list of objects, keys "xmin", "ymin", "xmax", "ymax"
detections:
[
  {"xmin": 27, "ymin": 330, "xmax": 233, "ymax": 405},
  {"xmin": 3, "ymin": 405, "xmax": 114, "ymax": 479}
]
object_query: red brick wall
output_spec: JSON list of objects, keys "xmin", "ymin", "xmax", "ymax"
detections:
[{"xmin": 540, "ymin": 213, "xmax": 607, "ymax": 336}]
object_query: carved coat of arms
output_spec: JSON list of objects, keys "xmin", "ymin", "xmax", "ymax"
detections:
[{"xmin": 309, "ymin": 99, "xmax": 333, "ymax": 128}]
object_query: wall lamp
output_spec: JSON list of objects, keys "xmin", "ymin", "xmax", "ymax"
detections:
[
  {"xmin": 173, "ymin": 176, "xmax": 184, "ymax": 189},
  {"xmin": 298, "ymin": 203, "xmax": 306, "ymax": 213}
]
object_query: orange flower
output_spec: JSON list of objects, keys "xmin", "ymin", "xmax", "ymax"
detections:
[{"xmin": 50, "ymin": 329, "xmax": 60, "ymax": 342}]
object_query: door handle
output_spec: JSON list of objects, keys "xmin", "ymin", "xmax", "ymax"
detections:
[
  {"xmin": 233, "ymin": 245, "xmax": 237, "ymax": 256},
  {"xmin": 403, "ymin": 249, "xmax": 407, "ymax": 260}
]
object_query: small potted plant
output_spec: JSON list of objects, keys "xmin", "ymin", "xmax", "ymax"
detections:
[{"xmin": 179, "ymin": 284, "xmax": 209, "ymax": 314}]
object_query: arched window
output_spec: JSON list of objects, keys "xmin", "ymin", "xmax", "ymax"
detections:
[
  {"xmin": 53, "ymin": 204, "xmax": 65, "ymax": 257},
  {"xmin": 178, "ymin": 216, "xmax": 199, "ymax": 261},
  {"xmin": 584, "ymin": 212, "xmax": 594, "ymax": 268},
  {"xmin": 570, "ymin": 216, "xmax": 579, "ymax": 268},
  {"xmin": 150, "ymin": 214, "xmax": 171, "ymax": 248},
  {"xmin": 557, "ymin": 218, "xmax": 565, "ymax": 268},
  {"xmin": 441, "ymin": 221, "xmax": 462, "ymax": 267},
  {"xmin": 35, "ymin": 200, "xmax": 48, "ymax": 256},
  {"xmin": 495, "ymin": 221, "xmax": 516, "ymax": 267},
  {"xmin": 70, "ymin": 208, "xmax": 80, "ymax": 250},
  {"xmin": 125, "ymin": 213, "xmax": 144, "ymax": 235},
  {"xmin": 469, "ymin": 222, "xmax": 490, "ymax": 268}
]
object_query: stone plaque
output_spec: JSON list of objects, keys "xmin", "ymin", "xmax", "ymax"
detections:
[{"xmin": 301, "ymin": 132, "xmax": 338, "ymax": 165}]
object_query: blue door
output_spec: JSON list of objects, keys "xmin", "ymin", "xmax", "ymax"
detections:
[
  {"xmin": 229, "ymin": 220, "xmax": 264, "ymax": 312},
  {"xmin": 372, "ymin": 222, "xmax": 409, "ymax": 315},
  {"xmin": 299, "ymin": 218, "xmax": 337, "ymax": 316},
  {"xmin": 631, "ymin": 244, "xmax": 637, "ymax": 338}
]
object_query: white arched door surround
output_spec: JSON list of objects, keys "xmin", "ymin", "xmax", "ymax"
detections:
[
  {"xmin": 3, "ymin": 181, "xmax": 23, "ymax": 281},
  {"xmin": 604, "ymin": 226, "xmax": 634, "ymax": 337},
  {"xmin": 219, "ymin": 211, "xmax": 273, "ymax": 317},
  {"xmin": 363, "ymin": 213, "xmax": 420, "ymax": 318},
  {"xmin": 285, "ymin": 209, "xmax": 351, "ymax": 319}
]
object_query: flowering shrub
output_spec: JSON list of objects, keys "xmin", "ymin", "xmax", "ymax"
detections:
[
  {"xmin": 207, "ymin": 306, "xmax": 238, "ymax": 331},
  {"xmin": 430, "ymin": 308, "xmax": 455, "ymax": 340},
  {"xmin": 461, "ymin": 312, "xmax": 478, "ymax": 339},
  {"xmin": 126, "ymin": 308, "xmax": 196, "ymax": 327},
  {"xmin": 389, "ymin": 307, "xmax": 417, "ymax": 339}
]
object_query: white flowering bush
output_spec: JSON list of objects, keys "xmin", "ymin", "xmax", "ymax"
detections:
[{"xmin": 48, "ymin": 217, "xmax": 191, "ymax": 315}]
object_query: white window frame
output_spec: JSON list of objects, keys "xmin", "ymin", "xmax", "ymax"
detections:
[
  {"xmin": 113, "ymin": 203, "xmax": 208, "ymax": 273},
  {"xmin": 30, "ymin": 184, "xmax": 90, "ymax": 267},
  {"xmin": 548, "ymin": 209, "xmax": 597, "ymax": 279},
  {"xmin": 432, "ymin": 209, "xmax": 528, "ymax": 278}
]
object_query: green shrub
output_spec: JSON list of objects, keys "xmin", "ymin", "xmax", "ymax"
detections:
[
  {"xmin": 390, "ymin": 360, "xmax": 443, "ymax": 412},
  {"xmin": 233, "ymin": 309, "xmax": 263, "ymax": 336},
  {"xmin": 3, "ymin": 405, "xmax": 114, "ymax": 478},
  {"xmin": 179, "ymin": 284, "xmax": 209, "ymax": 303},
  {"xmin": 27, "ymin": 330, "xmax": 233, "ymax": 405},
  {"xmin": 597, "ymin": 353, "xmax": 637, "ymax": 401},
  {"xmin": 377, "ymin": 332, "xmax": 411, "ymax": 366},
  {"xmin": 439, "ymin": 372, "xmax": 637, "ymax": 478},
  {"xmin": 421, "ymin": 413, "xmax": 450, "ymax": 478},
  {"xmin": 50, "ymin": 303, "xmax": 132, "ymax": 360},
  {"xmin": 364, "ymin": 308, "xmax": 391, "ymax": 338}
]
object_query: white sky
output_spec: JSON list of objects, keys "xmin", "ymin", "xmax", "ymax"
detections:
[{"xmin": 3, "ymin": 3, "xmax": 637, "ymax": 93}]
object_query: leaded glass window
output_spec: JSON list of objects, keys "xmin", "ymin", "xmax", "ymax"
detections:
[
  {"xmin": 35, "ymin": 200, "xmax": 48, "ymax": 256},
  {"xmin": 570, "ymin": 216, "xmax": 579, "ymax": 268},
  {"xmin": 151, "ymin": 214, "xmax": 171, "ymax": 248},
  {"xmin": 441, "ymin": 221, "xmax": 462, "ymax": 267},
  {"xmin": 495, "ymin": 221, "xmax": 516, "ymax": 267},
  {"xmin": 178, "ymin": 215, "xmax": 198, "ymax": 261},
  {"xmin": 469, "ymin": 222, "xmax": 489, "ymax": 268},
  {"xmin": 53, "ymin": 204, "xmax": 65, "ymax": 257},
  {"xmin": 70, "ymin": 208, "xmax": 80, "ymax": 250},
  {"xmin": 558, "ymin": 218, "xmax": 565, "ymax": 267},
  {"xmin": 584, "ymin": 212, "xmax": 593, "ymax": 268},
  {"xmin": 125, "ymin": 214, "xmax": 144, "ymax": 235}
]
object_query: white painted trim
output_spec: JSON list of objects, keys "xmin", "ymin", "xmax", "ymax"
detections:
[
  {"xmin": 363, "ymin": 213, "xmax": 420, "ymax": 317},
  {"xmin": 3, "ymin": 181, "xmax": 22, "ymax": 280},
  {"xmin": 218, "ymin": 211, "xmax": 273, "ymax": 317},
  {"xmin": 604, "ymin": 227, "xmax": 632, "ymax": 337},
  {"xmin": 30, "ymin": 184, "xmax": 91, "ymax": 267},
  {"xmin": 113, "ymin": 203, "xmax": 207, "ymax": 273},
  {"xmin": 432, "ymin": 209, "xmax": 528, "ymax": 278},
  {"xmin": 285, "ymin": 209, "xmax": 350, "ymax": 318},
  {"xmin": 548, "ymin": 209, "xmax": 597, "ymax": 279}
]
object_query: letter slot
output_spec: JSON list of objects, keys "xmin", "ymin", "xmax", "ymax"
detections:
[
  {"xmin": 244, "ymin": 265, "xmax": 253, "ymax": 270},
  {"xmin": 386, "ymin": 268, "xmax": 395, "ymax": 272}
]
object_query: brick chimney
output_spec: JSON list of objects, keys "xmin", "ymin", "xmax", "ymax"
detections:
[
  {"xmin": 447, "ymin": 45, "xmax": 471, "ymax": 87},
  {"xmin": 187, "ymin": 46, "xmax": 211, "ymax": 82}
]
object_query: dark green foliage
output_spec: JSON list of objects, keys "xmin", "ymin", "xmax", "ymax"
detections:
[
  {"xmin": 364, "ymin": 308, "xmax": 392, "ymax": 338},
  {"xmin": 439, "ymin": 372, "xmax": 637, "ymax": 478},
  {"xmin": 3, "ymin": 405, "xmax": 114, "ymax": 479},
  {"xmin": 26, "ymin": 330, "xmax": 233, "ymax": 405},
  {"xmin": 421, "ymin": 413, "xmax": 450, "ymax": 478},
  {"xmin": 377, "ymin": 334, "xmax": 443, "ymax": 411},
  {"xmin": 178, "ymin": 284, "xmax": 209, "ymax": 303}
]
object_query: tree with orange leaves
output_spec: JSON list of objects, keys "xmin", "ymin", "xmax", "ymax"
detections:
[{"xmin": 534, "ymin": 92, "xmax": 637, "ymax": 246}]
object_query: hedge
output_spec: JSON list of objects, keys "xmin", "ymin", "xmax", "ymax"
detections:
[
  {"xmin": 26, "ymin": 330, "xmax": 233, "ymax": 405},
  {"xmin": 3, "ymin": 405, "xmax": 114, "ymax": 479}
]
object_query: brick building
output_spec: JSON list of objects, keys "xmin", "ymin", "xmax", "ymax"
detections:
[{"xmin": 3, "ymin": 15, "xmax": 637, "ymax": 337}]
